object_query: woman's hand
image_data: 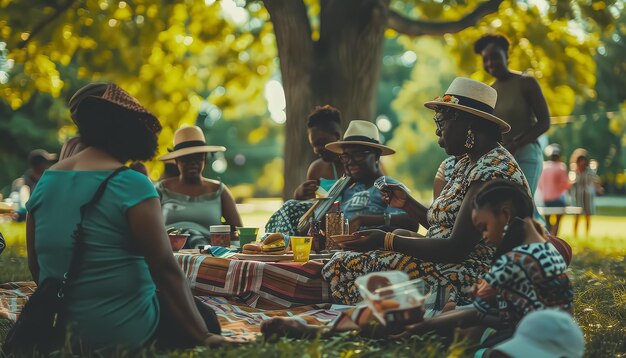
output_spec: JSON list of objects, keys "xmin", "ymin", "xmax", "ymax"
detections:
[
  {"xmin": 340, "ymin": 229, "xmax": 386, "ymax": 252},
  {"xmin": 294, "ymin": 180, "xmax": 319, "ymax": 200},
  {"xmin": 348, "ymin": 215, "xmax": 363, "ymax": 233},
  {"xmin": 380, "ymin": 186, "xmax": 409, "ymax": 209}
]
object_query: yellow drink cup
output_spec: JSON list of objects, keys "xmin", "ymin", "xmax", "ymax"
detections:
[{"xmin": 291, "ymin": 236, "xmax": 313, "ymax": 262}]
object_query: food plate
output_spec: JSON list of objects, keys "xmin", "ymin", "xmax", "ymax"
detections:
[{"xmin": 233, "ymin": 252, "xmax": 335, "ymax": 262}]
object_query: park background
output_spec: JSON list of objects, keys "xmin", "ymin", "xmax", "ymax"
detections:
[{"xmin": 0, "ymin": 0, "xmax": 625, "ymax": 356}]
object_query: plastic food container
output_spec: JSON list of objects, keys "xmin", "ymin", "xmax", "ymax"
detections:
[
  {"xmin": 356, "ymin": 271, "xmax": 428, "ymax": 326},
  {"xmin": 210, "ymin": 225, "xmax": 231, "ymax": 247}
]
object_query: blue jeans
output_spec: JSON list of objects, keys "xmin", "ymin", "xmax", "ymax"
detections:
[{"xmin": 514, "ymin": 142, "xmax": 546, "ymax": 226}]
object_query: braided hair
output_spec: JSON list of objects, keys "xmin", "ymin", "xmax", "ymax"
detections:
[{"xmin": 473, "ymin": 180, "xmax": 542, "ymax": 259}]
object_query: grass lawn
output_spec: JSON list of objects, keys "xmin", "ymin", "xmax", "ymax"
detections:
[{"xmin": 0, "ymin": 212, "xmax": 624, "ymax": 357}]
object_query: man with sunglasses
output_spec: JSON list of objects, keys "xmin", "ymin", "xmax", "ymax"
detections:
[{"xmin": 265, "ymin": 120, "xmax": 415, "ymax": 236}]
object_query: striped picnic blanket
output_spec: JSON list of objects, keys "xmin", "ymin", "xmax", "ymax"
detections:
[
  {"xmin": 0, "ymin": 282, "xmax": 347, "ymax": 342},
  {"xmin": 0, "ymin": 281, "xmax": 35, "ymax": 322},
  {"xmin": 175, "ymin": 253, "xmax": 331, "ymax": 309}
]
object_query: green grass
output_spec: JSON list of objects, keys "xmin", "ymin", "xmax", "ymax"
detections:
[{"xmin": 1, "ymin": 216, "xmax": 625, "ymax": 357}]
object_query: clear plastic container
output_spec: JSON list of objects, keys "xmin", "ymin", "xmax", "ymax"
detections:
[{"xmin": 356, "ymin": 271, "xmax": 428, "ymax": 326}]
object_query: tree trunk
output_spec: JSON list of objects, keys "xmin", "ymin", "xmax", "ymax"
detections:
[
  {"xmin": 265, "ymin": 0, "xmax": 389, "ymax": 199},
  {"xmin": 264, "ymin": 0, "xmax": 315, "ymax": 200}
]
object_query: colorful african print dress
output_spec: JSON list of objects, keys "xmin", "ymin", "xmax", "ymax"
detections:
[
  {"xmin": 473, "ymin": 242, "xmax": 573, "ymax": 326},
  {"xmin": 321, "ymin": 146, "xmax": 529, "ymax": 307}
]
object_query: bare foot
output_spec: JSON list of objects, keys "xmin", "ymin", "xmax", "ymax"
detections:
[{"xmin": 261, "ymin": 317, "xmax": 323, "ymax": 340}]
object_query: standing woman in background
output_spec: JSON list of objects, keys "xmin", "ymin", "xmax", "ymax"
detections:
[{"xmin": 474, "ymin": 34, "xmax": 550, "ymax": 216}]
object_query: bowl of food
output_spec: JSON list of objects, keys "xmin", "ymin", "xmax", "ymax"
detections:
[{"xmin": 167, "ymin": 228, "xmax": 189, "ymax": 252}]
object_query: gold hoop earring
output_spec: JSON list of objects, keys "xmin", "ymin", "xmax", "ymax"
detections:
[{"xmin": 465, "ymin": 128, "xmax": 475, "ymax": 149}]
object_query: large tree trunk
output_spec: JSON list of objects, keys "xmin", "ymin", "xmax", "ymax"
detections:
[
  {"xmin": 265, "ymin": 0, "xmax": 389, "ymax": 199},
  {"xmin": 264, "ymin": 0, "xmax": 315, "ymax": 200}
]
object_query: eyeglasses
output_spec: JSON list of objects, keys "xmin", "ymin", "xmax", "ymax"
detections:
[
  {"xmin": 339, "ymin": 150, "xmax": 374, "ymax": 164},
  {"xmin": 433, "ymin": 108, "xmax": 458, "ymax": 132}
]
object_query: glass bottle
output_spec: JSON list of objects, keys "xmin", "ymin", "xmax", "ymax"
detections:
[{"xmin": 308, "ymin": 217, "xmax": 324, "ymax": 253}]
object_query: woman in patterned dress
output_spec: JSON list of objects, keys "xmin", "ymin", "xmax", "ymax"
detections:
[{"xmin": 322, "ymin": 78, "xmax": 530, "ymax": 308}]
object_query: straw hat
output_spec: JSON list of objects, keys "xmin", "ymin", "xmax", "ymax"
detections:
[
  {"xmin": 325, "ymin": 120, "xmax": 395, "ymax": 155},
  {"xmin": 570, "ymin": 148, "xmax": 588, "ymax": 164},
  {"xmin": 159, "ymin": 126, "xmax": 226, "ymax": 161},
  {"xmin": 69, "ymin": 83, "xmax": 162, "ymax": 134},
  {"xmin": 424, "ymin": 77, "xmax": 511, "ymax": 133}
]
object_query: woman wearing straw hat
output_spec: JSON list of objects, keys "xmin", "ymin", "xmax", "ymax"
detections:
[
  {"xmin": 322, "ymin": 78, "xmax": 531, "ymax": 309},
  {"xmin": 264, "ymin": 120, "xmax": 415, "ymax": 236},
  {"xmin": 157, "ymin": 126, "xmax": 243, "ymax": 249},
  {"xmin": 24, "ymin": 83, "xmax": 227, "ymax": 350}
]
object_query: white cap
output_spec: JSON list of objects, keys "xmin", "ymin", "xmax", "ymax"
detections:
[
  {"xmin": 209, "ymin": 225, "xmax": 231, "ymax": 233},
  {"xmin": 493, "ymin": 309, "xmax": 585, "ymax": 358}
]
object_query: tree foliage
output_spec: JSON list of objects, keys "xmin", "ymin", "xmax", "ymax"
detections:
[
  {"xmin": 0, "ymin": 0, "xmax": 276, "ymax": 188},
  {"xmin": 0, "ymin": 0, "xmax": 622, "ymax": 197},
  {"xmin": 383, "ymin": 0, "xmax": 622, "ymax": 194}
]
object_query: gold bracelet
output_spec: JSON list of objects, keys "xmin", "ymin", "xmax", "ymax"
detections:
[{"xmin": 384, "ymin": 232, "xmax": 395, "ymax": 251}]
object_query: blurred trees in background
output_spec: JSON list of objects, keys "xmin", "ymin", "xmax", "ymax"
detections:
[{"xmin": 0, "ymin": 0, "xmax": 624, "ymax": 198}]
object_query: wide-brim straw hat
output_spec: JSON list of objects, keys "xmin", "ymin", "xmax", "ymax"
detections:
[
  {"xmin": 69, "ymin": 82, "xmax": 162, "ymax": 134},
  {"xmin": 325, "ymin": 120, "xmax": 395, "ymax": 155},
  {"xmin": 159, "ymin": 126, "xmax": 226, "ymax": 161},
  {"xmin": 424, "ymin": 77, "xmax": 511, "ymax": 133},
  {"xmin": 570, "ymin": 148, "xmax": 589, "ymax": 164}
]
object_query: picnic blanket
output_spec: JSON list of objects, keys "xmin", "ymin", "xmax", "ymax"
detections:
[
  {"xmin": 175, "ymin": 253, "xmax": 331, "ymax": 309},
  {"xmin": 0, "ymin": 282, "xmax": 347, "ymax": 342}
]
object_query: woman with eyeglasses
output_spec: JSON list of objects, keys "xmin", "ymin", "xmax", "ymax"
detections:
[
  {"xmin": 264, "ymin": 120, "xmax": 416, "ymax": 236},
  {"xmin": 322, "ymin": 78, "xmax": 531, "ymax": 310}
]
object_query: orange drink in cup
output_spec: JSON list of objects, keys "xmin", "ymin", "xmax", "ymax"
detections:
[{"xmin": 291, "ymin": 237, "xmax": 313, "ymax": 262}]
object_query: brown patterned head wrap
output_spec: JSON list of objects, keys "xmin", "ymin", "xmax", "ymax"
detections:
[{"xmin": 69, "ymin": 83, "xmax": 161, "ymax": 134}]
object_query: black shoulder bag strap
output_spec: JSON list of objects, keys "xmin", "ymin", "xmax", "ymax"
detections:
[{"xmin": 56, "ymin": 166, "xmax": 129, "ymax": 300}]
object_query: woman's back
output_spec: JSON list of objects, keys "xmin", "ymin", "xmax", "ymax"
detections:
[{"xmin": 27, "ymin": 168, "xmax": 159, "ymax": 348}]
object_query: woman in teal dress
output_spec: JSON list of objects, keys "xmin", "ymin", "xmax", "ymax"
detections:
[{"xmin": 26, "ymin": 83, "xmax": 226, "ymax": 350}]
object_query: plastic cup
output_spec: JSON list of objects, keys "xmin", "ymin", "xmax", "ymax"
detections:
[
  {"xmin": 237, "ymin": 227, "xmax": 259, "ymax": 246},
  {"xmin": 291, "ymin": 236, "xmax": 313, "ymax": 262}
]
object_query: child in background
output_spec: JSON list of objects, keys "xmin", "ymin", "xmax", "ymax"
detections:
[
  {"xmin": 569, "ymin": 148, "xmax": 603, "ymax": 237},
  {"xmin": 538, "ymin": 144, "xmax": 569, "ymax": 235}
]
